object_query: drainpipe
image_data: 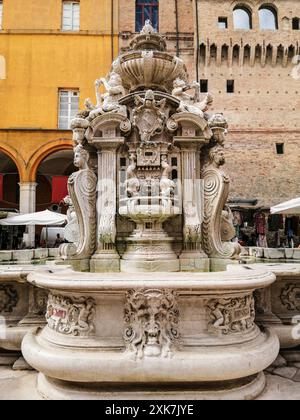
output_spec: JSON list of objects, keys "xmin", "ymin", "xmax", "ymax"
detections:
[
  {"xmin": 175, "ymin": 0, "xmax": 180, "ymax": 57},
  {"xmin": 195, "ymin": 0, "xmax": 200, "ymax": 82},
  {"xmin": 111, "ymin": 0, "xmax": 114, "ymax": 61}
]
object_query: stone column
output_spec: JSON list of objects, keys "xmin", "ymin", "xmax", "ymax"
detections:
[
  {"xmin": 90, "ymin": 138, "xmax": 124, "ymax": 272},
  {"xmin": 174, "ymin": 137, "xmax": 209, "ymax": 272},
  {"xmin": 19, "ymin": 182, "xmax": 37, "ymax": 248}
]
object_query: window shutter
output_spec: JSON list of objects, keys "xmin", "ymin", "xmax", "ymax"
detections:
[
  {"xmin": 72, "ymin": 3, "xmax": 80, "ymax": 31},
  {"xmin": 62, "ymin": 2, "xmax": 80, "ymax": 31},
  {"xmin": 59, "ymin": 90, "xmax": 79, "ymax": 130},
  {"xmin": 0, "ymin": 2, "xmax": 3, "ymax": 30},
  {"xmin": 62, "ymin": 2, "xmax": 72, "ymax": 31}
]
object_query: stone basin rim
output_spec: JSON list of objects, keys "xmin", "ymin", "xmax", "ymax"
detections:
[
  {"xmin": 229, "ymin": 263, "xmax": 300, "ymax": 276},
  {"xmin": 26, "ymin": 267, "xmax": 276, "ymax": 292}
]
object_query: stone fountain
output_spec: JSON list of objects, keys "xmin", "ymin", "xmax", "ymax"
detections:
[{"xmin": 21, "ymin": 22, "xmax": 279, "ymax": 400}]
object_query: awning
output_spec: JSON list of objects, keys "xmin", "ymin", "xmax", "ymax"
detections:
[
  {"xmin": 0, "ymin": 210, "xmax": 68, "ymax": 226},
  {"xmin": 270, "ymin": 198, "xmax": 300, "ymax": 215}
]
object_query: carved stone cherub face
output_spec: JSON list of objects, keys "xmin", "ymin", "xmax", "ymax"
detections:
[
  {"xmin": 173, "ymin": 78, "xmax": 186, "ymax": 89},
  {"xmin": 108, "ymin": 72, "xmax": 122, "ymax": 87},
  {"xmin": 63, "ymin": 195, "xmax": 72, "ymax": 207},
  {"xmin": 144, "ymin": 90, "xmax": 155, "ymax": 107}
]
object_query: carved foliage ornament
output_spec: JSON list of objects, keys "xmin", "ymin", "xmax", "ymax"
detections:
[
  {"xmin": 46, "ymin": 293, "xmax": 96, "ymax": 337},
  {"xmin": 124, "ymin": 289, "xmax": 180, "ymax": 359},
  {"xmin": 29, "ymin": 288, "xmax": 48, "ymax": 316},
  {"xmin": 281, "ymin": 284, "xmax": 300, "ymax": 312},
  {"xmin": 206, "ymin": 294, "xmax": 255, "ymax": 335},
  {"xmin": 0, "ymin": 285, "xmax": 18, "ymax": 313}
]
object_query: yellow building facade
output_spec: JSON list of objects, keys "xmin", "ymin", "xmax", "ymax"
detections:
[{"xmin": 0, "ymin": 0, "xmax": 118, "ymax": 246}]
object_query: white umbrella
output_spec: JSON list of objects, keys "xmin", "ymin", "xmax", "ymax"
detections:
[
  {"xmin": 0, "ymin": 210, "xmax": 67, "ymax": 226},
  {"xmin": 271, "ymin": 198, "xmax": 300, "ymax": 215}
]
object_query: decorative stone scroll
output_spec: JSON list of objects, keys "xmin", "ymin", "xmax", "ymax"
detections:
[
  {"xmin": 124, "ymin": 289, "xmax": 180, "ymax": 359},
  {"xmin": 46, "ymin": 293, "xmax": 96, "ymax": 337},
  {"xmin": 280, "ymin": 284, "xmax": 300, "ymax": 312},
  {"xmin": 0, "ymin": 285, "xmax": 18, "ymax": 313},
  {"xmin": 206, "ymin": 294, "xmax": 255, "ymax": 335},
  {"xmin": 202, "ymin": 145, "xmax": 241, "ymax": 259},
  {"xmin": 67, "ymin": 145, "xmax": 97, "ymax": 260}
]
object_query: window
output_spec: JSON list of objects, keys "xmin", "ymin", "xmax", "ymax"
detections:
[
  {"xmin": 120, "ymin": 158, "xmax": 127, "ymax": 168},
  {"xmin": 293, "ymin": 18, "xmax": 300, "ymax": 30},
  {"xmin": 259, "ymin": 6, "xmax": 278, "ymax": 30},
  {"xmin": 276, "ymin": 143, "xmax": 284, "ymax": 155},
  {"xmin": 136, "ymin": 0, "xmax": 159, "ymax": 33},
  {"xmin": 227, "ymin": 80, "xmax": 235, "ymax": 93},
  {"xmin": 218, "ymin": 17, "xmax": 228, "ymax": 29},
  {"xmin": 171, "ymin": 157, "xmax": 178, "ymax": 167},
  {"xmin": 233, "ymin": 6, "xmax": 252, "ymax": 30},
  {"xmin": 200, "ymin": 79, "xmax": 208, "ymax": 93},
  {"xmin": 62, "ymin": 1, "xmax": 80, "ymax": 31},
  {"xmin": 0, "ymin": 55, "xmax": 5, "ymax": 79},
  {"xmin": 0, "ymin": 2, "xmax": 3, "ymax": 30},
  {"xmin": 58, "ymin": 90, "xmax": 79, "ymax": 129}
]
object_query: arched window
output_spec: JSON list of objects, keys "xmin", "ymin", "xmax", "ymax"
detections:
[
  {"xmin": 293, "ymin": 18, "xmax": 300, "ymax": 30},
  {"xmin": 259, "ymin": 6, "xmax": 278, "ymax": 30},
  {"xmin": 233, "ymin": 6, "xmax": 252, "ymax": 30},
  {"xmin": 136, "ymin": 0, "xmax": 159, "ymax": 33}
]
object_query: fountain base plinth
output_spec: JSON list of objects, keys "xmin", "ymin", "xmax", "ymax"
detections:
[
  {"xmin": 37, "ymin": 372, "xmax": 266, "ymax": 401},
  {"xmin": 90, "ymin": 250, "xmax": 121, "ymax": 273}
]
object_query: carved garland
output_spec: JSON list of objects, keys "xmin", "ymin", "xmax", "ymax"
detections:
[
  {"xmin": 280, "ymin": 284, "xmax": 300, "ymax": 312},
  {"xmin": 46, "ymin": 293, "xmax": 96, "ymax": 337},
  {"xmin": 206, "ymin": 294, "xmax": 255, "ymax": 335},
  {"xmin": 124, "ymin": 289, "xmax": 180, "ymax": 359},
  {"xmin": 0, "ymin": 285, "xmax": 18, "ymax": 313}
]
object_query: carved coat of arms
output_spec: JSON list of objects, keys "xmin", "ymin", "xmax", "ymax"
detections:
[{"xmin": 132, "ymin": 90, "xmax": 167, "ymax": 144}]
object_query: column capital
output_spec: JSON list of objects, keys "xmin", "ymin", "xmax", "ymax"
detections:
[
  {"xmin": 91, "ymin": 137, "xmax": 125, "ymax": 152},
  {"xmin": 174, "ymin": 136, "xmax": 208, "ymax": 152},
  {"xmin": 18, "ymin": 182, "xmax": 38, "ymax": 189}
]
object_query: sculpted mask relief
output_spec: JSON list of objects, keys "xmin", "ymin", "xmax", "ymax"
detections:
[{"xmin": 124, "ymin": 289, "xmax": 180, "ymax": 359}]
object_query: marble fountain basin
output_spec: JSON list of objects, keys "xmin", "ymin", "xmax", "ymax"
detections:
[
  {"xmin": 21, "ymin": 266, "xmax": 280, "ymax": 400},
  {"xmin": 113, "ymin": 51, "xmax": 188, "ymax": 93},
  {"xmin": 119, "ymin": 202, "xmax": 180, "ymax": 224}
]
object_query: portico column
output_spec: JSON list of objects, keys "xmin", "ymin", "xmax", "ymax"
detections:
[
  {"xmin": 90, "ymin": 138, "xmax": 124, "ymax": 272},
  {"xmin": 19, "ymin": 182, "xmax": 37, "ymax": 248}
]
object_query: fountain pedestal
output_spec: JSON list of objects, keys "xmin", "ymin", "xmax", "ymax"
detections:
[{"xmin": 119, "ymin": 203, "xmax": 180, "ymax": 272}]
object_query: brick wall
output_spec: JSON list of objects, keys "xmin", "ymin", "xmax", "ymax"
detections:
[{"xmin": 118, "ymin": 0, "xmax": 300, "ymax": 208}]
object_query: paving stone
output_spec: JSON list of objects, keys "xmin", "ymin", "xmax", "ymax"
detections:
[
  {"xmin": 282, "ymin": 351, "xmax": 300, "ymax": 363},
  {"xmin": 12, "ymin": 357, "xmax": 35, "ymax": 371},
  {"xmin": 271, "ymin": 354, "xmax": 287, "ymax": 368},
  {"xmin": 291, "ymin": 370, "xmax": 300, "ymax": 383},
  {"xmin": 273, "ymin": 367, "xmax": 298, "ymax": 380}
]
